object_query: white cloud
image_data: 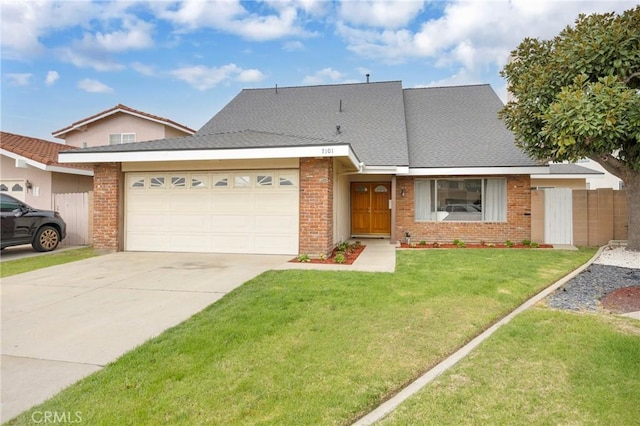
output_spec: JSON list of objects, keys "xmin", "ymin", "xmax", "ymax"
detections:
[
  {"xmin": 0, "ymin": 0, "xmax": 96, "ymax": 59},
  {"xmin": 78, "ymin": 78, "xmax": 113, "ymax": 93},
  {"xmin": 283, "ymin": 41, "xmax": 305, "ymax": 51},
  {"xmin": 170, "ymin": 64, "xmax": 266, "ymax": 91},
  {"xmin": 152, "ymin": 0, "xmax": 312, "ymax": 41},
  {"xmin": 131, "ymin": 62, "xmax": 155, "ymax": 76},
  {"xmin": 6, "ymin": 73, "xmax": 32, "ymax": 86},
  {"xmin": 302, "ymin": 68, "xmax": 344, "ymax": 85},
  {"xmin": 57, "ymin": 48, "xmax": 125, "ymax": 72},
  {"xmin": 75, "ymin": 17, "xmax": 154, "ymax": 53},
  {"xmin": 338, "ymin": 0, "xmax": 426, "ymax": 29},
  {"xmin": 338, "ymin": 0, "xmax": 638, "ymax": 70},
  {"xmin": 45, "ymin": 71, "xmax": 60, "ymax": 86}
]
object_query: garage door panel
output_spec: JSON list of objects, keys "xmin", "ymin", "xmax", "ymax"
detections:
[
  {"xmin": 254, "ymin": 193, "xmax": 297, "ymax": 211},
  {"xmin": 127, "ymin": 233, "xmax": 168, "ymax": 251},
  {"xmin": 254, "ymin": 235, "xmax": 297, "ymax": 254},
  {"xmin": 255, "ymin": 215, "xmax": 297, "ymax": 233},
  {"xmin": 127, "ymin": 194, "xmax": 166, "ymax": 210},
  {"xmin": 169, "ymin": 234, "xmax": 212, "ymax": 252},
  {"xmin": 211, "ymin": 214, "xmax": 254, "ymax": 232},
  {"xmin": 169, "ymin": 214, "xmax": 211, "ymax": 233},
  {"xmin": 168, "ymin": 193, "xmax": 212, "ymax": 212},
  {"xmin": 212, "ymin": 193, "xmax": 254, "ymax": 212},
  {"xmin": 126, "ymin": 170, "xmax": 298, "ymax": 254},
  {"xmin": 128, "ymin": 213, "xmax": 166, "ymax": 232}
]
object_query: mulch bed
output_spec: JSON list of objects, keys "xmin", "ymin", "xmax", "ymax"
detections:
[
  {"xmin": 399, "ymin": 243, "xmax": 554, "ymax": 249},
  {"xmin": 289, "ymin": 245, "xmax": 366, "ymax": 265},
  {"xmin": 600, "ymin": 285, "xmax": 640, "ymax": 314}
]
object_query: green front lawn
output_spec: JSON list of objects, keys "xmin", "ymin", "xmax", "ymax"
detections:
[
  {"xmin": 6, "ymin": 248, "xmax": 595, "ymax": 425},
  {"xmin": 382, "ymin": 309, "xmax": 640, "ymax": 425},
  {"xmin": 0, "ymin": 247, "xmax": 98, "ymax": 278}
]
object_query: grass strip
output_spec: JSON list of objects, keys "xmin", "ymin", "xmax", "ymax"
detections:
[
  {"xmin": 0, "ymin": 247, "xmax": 98, "ymax": 278},
  {"xmin": 6, "ymin": 248, "xmax": 595, "ymax": 425},
  {"xmin": 382, "ymin": 308, "xmax": 640, "ymax": 425}
]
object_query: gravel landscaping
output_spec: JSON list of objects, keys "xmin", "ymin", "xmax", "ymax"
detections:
[{"xmin": 546, "ymin": 247, "xmax": 640, "ymax": 313}]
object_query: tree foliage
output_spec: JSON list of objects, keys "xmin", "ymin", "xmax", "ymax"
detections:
[
  {"xmin": 499, "ymin": 6, "xmax": 640, "ymax": 179},
  {"xmin": 499, "ymin": 6, "xmax": 640, "ymax": 251}
]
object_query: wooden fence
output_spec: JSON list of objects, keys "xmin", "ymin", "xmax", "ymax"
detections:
[
  {"xmin": 531, "ymin": 188, "xmax": 628, "ymax": 246},
  {"xmin": 52, "ymin": 192, "xmax": 93, "ymax": 246}
]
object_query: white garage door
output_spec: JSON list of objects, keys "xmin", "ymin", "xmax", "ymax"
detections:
[{"xmin": 125, "ymin": 170, "xmax": 299, "ymax": 254}]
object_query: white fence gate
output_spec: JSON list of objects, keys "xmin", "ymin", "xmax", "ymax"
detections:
[
  {"xmin": 53, "ymin": 192, "xmax": 90, "ymax": 246},
  {"xmin": 543, "ymin": 188, "xmax": 573, "ymax": 245}
]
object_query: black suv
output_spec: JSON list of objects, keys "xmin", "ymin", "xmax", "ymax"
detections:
[{"xmin": 1, "ymin": 193, "xmax": 67, "ymax": 252}]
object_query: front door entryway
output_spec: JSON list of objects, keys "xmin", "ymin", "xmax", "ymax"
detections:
[{"xmin": 351, "ymin": 182, "xmax": 391, "ymax": 236}]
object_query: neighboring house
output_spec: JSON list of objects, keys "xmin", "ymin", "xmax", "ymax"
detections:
[
  {"xmin": 575, "ymin": 158, "xmax": 624, "ymax": 189},
  {"xmin": 531, "ymin": 163, "xmax": 604, "ymax": 190},
  {"xmin": 59, "ymin": 81, "xmax": 549, "ymax": 256},
  {"xmin": 52, "ymin": 104, "xmax": 196, "ymax": 148},
  {"xmin": 0, "ymin": 132, "xmax": 93, "ymax": 210}
]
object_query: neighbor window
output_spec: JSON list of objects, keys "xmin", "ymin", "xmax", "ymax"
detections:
[
  {"xmin": 109, "ymin": 133, "xmax": 136, "ymax": 145},
  {"xmin": 415, "ymin": 178, "xmax": 506, "ymax": 222}
]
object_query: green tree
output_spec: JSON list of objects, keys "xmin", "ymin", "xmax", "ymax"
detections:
[{"xmin": 499, "ymin": 6, "xmax": 640, "ymax": 251}]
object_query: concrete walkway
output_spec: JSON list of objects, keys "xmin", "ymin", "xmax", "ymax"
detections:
[
  {"xmin": 0, "ymin": 252, "xmax": 289, "ymax": 422},
  {"xmin": 275, "ymin": 238, "xmax": 397, "ymax": 272}
]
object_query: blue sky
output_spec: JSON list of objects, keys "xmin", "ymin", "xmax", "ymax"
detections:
[{"xmin": 1, "ymin": 0, "xmax": 636, "ymax": 142}]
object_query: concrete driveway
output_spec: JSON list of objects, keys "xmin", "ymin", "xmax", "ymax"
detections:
[{"xmin": 0, "ymin": 251, "xmax": 289, "ymax": 422}]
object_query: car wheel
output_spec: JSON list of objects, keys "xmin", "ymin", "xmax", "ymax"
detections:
[{"xmin": 33, "ymin": 226, "xmax": 61, "ymax": 252}]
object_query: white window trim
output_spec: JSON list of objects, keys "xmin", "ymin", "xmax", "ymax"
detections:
[
  {"xmin": 414, "ymin": 177, "xmax": 507, "ymax": 223},
  {"xmin": 109, "ymin": 133, "xmax": 136, "ymax": 145}
]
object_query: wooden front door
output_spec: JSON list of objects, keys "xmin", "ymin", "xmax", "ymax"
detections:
[{"xmin": 351, "ymin": 182, "xmax": 391, "ymax": 236}]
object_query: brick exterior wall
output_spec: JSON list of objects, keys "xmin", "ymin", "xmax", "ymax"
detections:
[
  {"xmin": 395, "ymin": 175, "xmax": 531, "ymax": 244},
  {"xmin": 93, "ymin": 163, "xmax": 122, "ymax": 250},
  {"xmin": 299, "ymin": 158, "xmax": 334, "ymax": 255}
]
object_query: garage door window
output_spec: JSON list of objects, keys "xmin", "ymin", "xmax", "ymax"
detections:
[
  {"xmin": 191, "ymin": 176, "xmax": 208, "ymax": 188},
  {"xmin": 279, "ymin": 174, "xmax": 297, "ymax": 188},
  {"xmin": 170, "ymin": 176, "xmax": 186, "ymax": 188},
  {"xmin": 212, "ymin": 176, "xmax": 228, "ymax": 187},
  {"xmin": 234, "ymin": 175, "xmax": 251, "ymax": 188},
  {"xmin": 129, "ymin": 177, "xmax": 145, "ymax": 189},
  {"xmin": 257, "ymin": 174, "xmax": 273, "ymax": 187},
  {"xmin": 150, "ymin": 176, "xmax": 165, "ymax": 188}
]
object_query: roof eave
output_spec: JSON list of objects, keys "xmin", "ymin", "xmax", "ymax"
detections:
[
  {"xmin": 402, "ymin": 166, "xmax": 549, "ymax": 176},
  {"xmin": 1, "ymin": 149, "xmax": 94, "ymax": 176},
  {"xmin": 58, "ymin": 144, "xmax": 361, "ymax": 171}
]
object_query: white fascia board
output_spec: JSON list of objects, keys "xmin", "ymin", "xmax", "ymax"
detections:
[
  {"xmin": 360, "ymin": 165, "xmax": 409, "ymax": 175},
  {"xmin": 402, "ymin": 166, "xmax": 550, "ymax": 176},
  {"xmin": 2, "ymin": 149, "xmax": 46, "ymax": 170},
  {"xmin": 59, "ymin": 144, "xmax": 361, "ymax": 169},
  {"xmin": 533, "ymin": 173, "xmax": 600, "ymax": 179},
  {"xmin": 46, "ymin": 165, "xmax": 94, "ymax": 176},
  {"xmin": 1, "ymin": 149, "xmax": 93, "ymax": 176}
]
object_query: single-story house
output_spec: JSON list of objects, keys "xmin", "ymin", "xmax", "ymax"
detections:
[
  {"xmin": 59, "ymin": 81, "xmax": 549, "ymax": 256},
  {"xmin": 53, "ymin": 104, "xmax": 195, "ymax": 148},
  {"xmin": 1, "ymin": 132, "xmax": 93, "ymax": 210}
]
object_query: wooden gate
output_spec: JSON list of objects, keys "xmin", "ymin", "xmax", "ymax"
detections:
[
  {"xmin": 543, "ymin": 188, "xmax": 573, "ymax": 245},
  {"xmin": 52, "ymin": 192, "xmax": 90, "ymax": 246}
]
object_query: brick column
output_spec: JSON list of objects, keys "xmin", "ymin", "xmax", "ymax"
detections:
[
  {"xmin": 93, "ymin": 163, "xmax": 122, "ymax": 251},
  {"xmin": 299, "ymin": 158, "xmax": 334, "ymax": 255}
]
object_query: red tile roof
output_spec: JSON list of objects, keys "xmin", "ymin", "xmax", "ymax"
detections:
[
  {"xmin": 0, "ymin": 131, "xmax": 92, "ymax": 171},
  {"xmin": 52, "ymin": 104, "xmax": 196, "ymax": 138}
]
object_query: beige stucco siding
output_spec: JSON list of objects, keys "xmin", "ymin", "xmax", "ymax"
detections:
[
  {"xmin": 1, "ymin": 154, "xmax": 53, "ymax": 209},
  {"xmin": 64, "ymin": 114, "xmax": 180, "ymax": 148},
  {"xmin": 333, "ymin": 160, "xmax": 351, "ymax": 245},
  {"xmin": 51, "ymin": 173, "xmax": 93, "ymax": 194},
  {"xmin": 530, "ymin": 178, "xmax": 586, "ymax": 190}
]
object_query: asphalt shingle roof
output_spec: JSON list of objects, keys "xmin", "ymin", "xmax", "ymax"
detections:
[
  {"xmin": 197, "ymin": 81, "xmax": 409, "ymax": 166},
  {"xmin": 404, "ymin": 84, "xmax": 538, "ymax": 168},
  {"xmin": 1, "ymin": 131, "xmax": 91, "ymax": 171},
  {"xmin": 59, "ymin": 81, "xmax": 542, "ymax": 170},
  {"xmin": 73, "ymin": 130, "xmax": 351, "ymax": 153},
  {"xmin": 548, "ymin": 163, "xmax": 603, "ymax": 175}
]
